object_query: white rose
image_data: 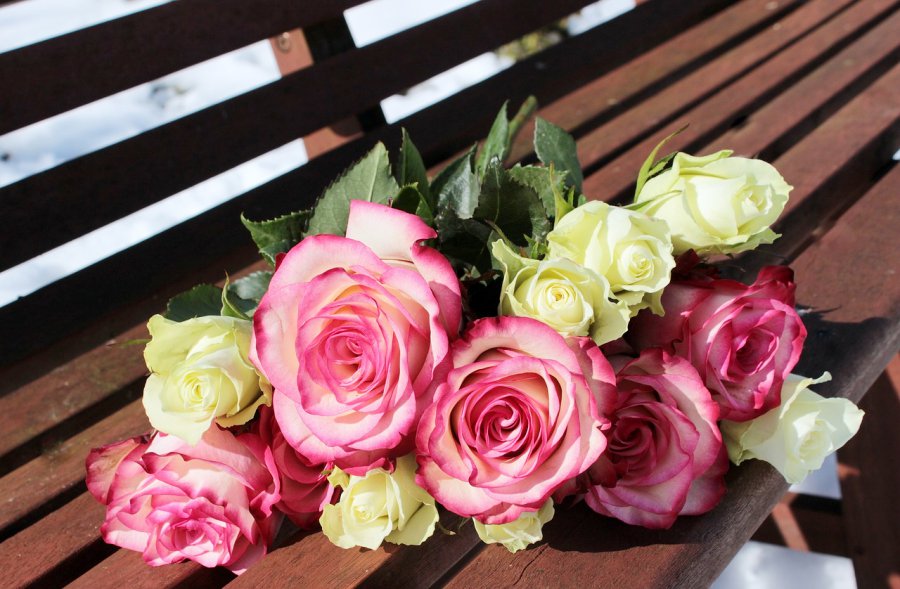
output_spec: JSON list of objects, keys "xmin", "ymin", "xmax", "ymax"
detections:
[
  {"xmin": 635, "ymin": 150, "xmax": 791, "ymax": 255},
  {"xmin": 474, "ymin": 499, "xmax": 554, "ymax": 553},
  {"xmin": 721, "ymin": 373, "xmax": 864, "ymax": 484},
  {"xmin": 142, "ymin": 314, "xmax": 271, "ymax": 444},
  {"xmin": 320, "ymin": 454, "xmax": 438, "ymax": 550},
  {"xmin": 492, "ymin": 240, "xmax": 630, "ymax": 345},
  {"xmin": 547, "ymin": 201, "xmax": 675, "ymax": 314}
]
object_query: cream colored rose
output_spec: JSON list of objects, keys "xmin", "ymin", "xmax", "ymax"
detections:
[
  {"xmin": 492, "ymin": 240, "xmax": 630, "ymax": 345},
  {"xmin": 320, "ymin": 454, "xmax": 438, "ymax": 550},
  {"xmin": 635, "ymin": 150, "xmax": 792, "ymax": 255},
  {"xmin": 547, "ymin": 201, "xmax": 675, "ymax": 314},
  {"xmin": 721, "ymin": 373, "xmax": 864, "ymax": 484},
  {"xmin": 142, "ymin": 314, "xmax": 271, "ymax": 445},
  {"xmin": 473, "ymin": 499, "xmax": 554, "ymax": 553}
]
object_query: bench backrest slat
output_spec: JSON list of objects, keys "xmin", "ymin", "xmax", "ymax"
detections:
[{"xmin": 0, "ymin": 0, "xmax": 367, "ymax": 134}]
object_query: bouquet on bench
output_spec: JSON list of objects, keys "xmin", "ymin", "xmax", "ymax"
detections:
[{"xmin": 85, "ymin": 100, "xmax": 863, "ymax": 572}]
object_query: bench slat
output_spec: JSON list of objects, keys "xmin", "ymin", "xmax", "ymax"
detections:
[
  {"xmin": 0, "ymin": 0, "xmax": 366, "ymax": 135},
  {"xmin": 67, "ymin": 548, "xmax": 232, "ymax": 589},
  {"xmin": 579, "ymin": 0, "xmax": 898, "ymax": 199},
  {"xmin": 504, "ymin": 0, "xmax": 804, "ymax": 164},
  {"xmin": 0, "ymin": 0, "xmax": 601, "ymax": 272}
]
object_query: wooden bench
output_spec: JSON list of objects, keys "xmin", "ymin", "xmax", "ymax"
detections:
[{"xmin": 1, "ymin": 0, "xmax": 898, "ymax": 586}]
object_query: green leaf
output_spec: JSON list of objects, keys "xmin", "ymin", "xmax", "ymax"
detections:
[
  {"xmin": 437, "ymin": 215, "xmax": 497, "ymax": 274},
  {"xmin": 475, "ymin": 162, "xmax": 550, "ymax": 247},
  {"xmin": 165, "ymin": 284, "xmax": 223, "ymax": 322},
  {"xmin": 306, "ymin": 142, "xmax": 401, "ymax": 237},
  {"xmin": 432, "ymin": 146, "xmax": 479, "ymax": 222},
  {"xmin": 634, "ymin": 124, "xmax": 688, "ymax": 199},
  {"xmin": 241, "ymin": 210, "xmax": 310, "ymax": 265},
  {"xmin": 221, "ymin": 271, "xmax": 272, "ymax": 319},
  {"xmin": 476, "ymin": 101, "xmax": 510, "ymax": 179},
  {"xmin": 508, "ymin": 96, "xmax": 538, "ymax": 148},
  {"xmin": 534, "ymin": 117, "xmax": 583, "ymax": 193},
  {"xmin": 392, "ymin": 184, "xmax": 434, "ymax": 226},
  {"xmin": 507, "ymin": 164, "xmax": 567, "ymax": 219},
  {"xmin": 398, "ymin": 129, "xmax": 432, "ymax": 208}
]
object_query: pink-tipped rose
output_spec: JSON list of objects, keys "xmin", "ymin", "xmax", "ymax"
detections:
[
  {"xmin": 249, "ymin": 405, "xmax": 335, "ymax": 528},
  {"xmin": 416, "ymin": 317, "xmax": 615, "ymax": 524},
  {"xmin": 628, "ymin": 266, "xmax": 806, "ymax": 421},
  {"xmin": 85, "ymin": 427, "xmax": 281, "ymax": 573},
  {"xmin": 560, "ymin": 349, "xmax": 726, "ymax": 529},
  {"xmin": 252, "ymin": 201, "xmax": 462, "ymax": 474}
]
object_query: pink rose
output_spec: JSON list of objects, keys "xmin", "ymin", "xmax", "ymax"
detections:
[
  {"xmin": 250, "ymin": 405, "xmax": 335, "ymax": 528},
  {"xmin": 560, "ymin": 349, "xmax": 726, "ymax": 529},
  {"xmin": 416, "ymin": 317, "xmax": 614, "ymax": 524},
  {"xmin": 628, "ymin": 266, "xmax": 806, "ymax": 421},
  {"xmin": 252, "ymin": 201, "xmax": 462, "ymax": 474},
  {"xmin": 85, "ymin": 427, "xmax": 281, "ymax": 573}
]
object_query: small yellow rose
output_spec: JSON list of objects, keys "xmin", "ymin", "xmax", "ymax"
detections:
[
  {"xmin": 474, "ymin": 499, "xmax": 554, "ymax": 553},
  {"xmin": 142, "ymin": 314, "xmax": 271, "ymax": 445},
  {"xmin": 320, "ymin": 454, "xmax": 438, "ymax": 550},
  {"xmin": 547, "ymin": 201, "xmax": 675, "ymax": 314},
  {"xmin": 721, "ymin": 373, "xmax": 864, "ymax": 484},
  {"xmin": 492, "ymin": 240, "xmax": 629, "ymax": 345},
  {"xmin": 635, "ymin": 150, "xmax": 792, "ymax": 255}
]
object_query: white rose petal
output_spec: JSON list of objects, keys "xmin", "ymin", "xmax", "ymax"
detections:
[
  {"xmin": 721, "ymin": 373, "xmax": 864, "ymax": 484},
  {"xmin": 474, "ymin": 499, "xmax": 555, "ymax": 553}
]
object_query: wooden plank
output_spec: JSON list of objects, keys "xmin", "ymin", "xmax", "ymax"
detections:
[
  {"xmin": 504, "ymin": 0, "xmax": 803, "ymax": 164},
  {"xmin": 0, "ymin": 0, "xmax": 734, "ymax": 368},
  {"xmin": 751, "ymin": 495, "xmax": 849, "ymax": 558},
  {"xmin": 0, "ymin": 323, "xmax": 146, "ymax": 470},
  {"xmin": 67, "ymin": 549, "xmax": 232, "ymax": 589},
  {"xmin": 0, "ymin": 400, "xmax": 148, "ymax": 537},
  {"xmin": 0, "ymin": 0, "xmax": 599, "ymax": 272},
  {"xmin": 0, "ymin": 493, "xmax": 110, "ymax": 588},
  {"xmin": 441, "ymin": 138, "xmax": 900, "ymax": 589},
  {"xmin": 838, "ymin": 357, "xmax": 900, "ymax": 589},
  {"xmin": 578, "ymin": 0, "xmax": 896, "ymax": 199},
  {"xmin": 0, "ymin": 0, "xmax": 366, "ymax": 134}
]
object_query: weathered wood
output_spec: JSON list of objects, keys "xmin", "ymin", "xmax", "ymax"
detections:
[
  {"xmin": 0, "ymin": 493, "xmax": 109, "ymax": 588},
  {"xmin": 839, "ymin": 357, "xmax": 900, "ymax": 589},
  {"xmin": 578, "ymin": 0, "xmax": 897, "ymax": 199},
  {"xmin": 504, "ymin": 0, "xmax": 804, "ymax": 164},
  {"xmin": 0, "ymin": 0, "xmax": 600, "ymax": 272},
  {"xmin": 0, "ymin": 400, "xmax": 148, "ymax": 537},
  {"xmin": 67, "ymin": 548, "xmax": 232, "ymax": 589},
  {"xmin": 0, "ymin": 0, "xmax": 366, "ymax": 134}
]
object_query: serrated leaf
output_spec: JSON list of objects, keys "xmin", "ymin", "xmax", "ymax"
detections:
[
  {"xmin": 398, "ymin": 129, "xmax": 432, "ymax": 207},
  {"xmin": 432, "ymin": 146, "xmax": 479, "ymax": 223},
  {"xmin": 437, "ymin": 215, "xmax": 497, "ymax": 274},
  {"xmin": 392, "ymin": 184, "xmax": 434, "ymax": 226},
  {"xmin": 165, "ymin": 284, "xmax": 223, "ymax": 322},
  {"xmin": 534, "ymin": 117, "xmax": 583, "ymax": 193},
  {"xmin": 241, "ymin": 210, "xmax": 310, "ymax": 265},
  {"xmin": 475, "ymin": 162, "xmax": 551, "ymax": 247},
  {"xmin": 306, "ymin": 142, "xmax": 401, "ymax": 237},
  {"xmin": 475, "ymin": 101, "xmax": 510, "ymax": 179},
  {"xmin": 634, "ymin": 124, "xmax": 688, "ymax": 199},
  {"xmin": 221, "ymin": 271, "xmax": 272, "ymax": 319},
  {"xmin": 507, "ymin": 164, "xmax": 567, "ymax": 218}
]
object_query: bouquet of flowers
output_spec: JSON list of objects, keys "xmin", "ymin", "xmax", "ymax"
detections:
[{"xmin": 85, "ymin": 100, "xmax": 863, "ymax": 571}]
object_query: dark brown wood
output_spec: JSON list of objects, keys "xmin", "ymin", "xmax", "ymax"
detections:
[
  {"xmin": 504, "ymin": 0, "xmax": 805, "ymax": 165},
  {"xmin": 0, "ymin": 0, "xmax": 600, "ymax": 272},
  {"xmin": 839, "ymin": 358, "xmax": 900, "ymax": 589},
  {"xmin": 0, "ymin": 0, "xmax": 366, "ymax": 135},
  {"xmin": 0, "ymin": 0, "xmax": 734, "ymax": 368},
  {"xmin": 0, "ymin": 493, "xmax": 110, "ymax": 588},
  {"xmin": 67, "ymin": 548, "xmax": 233, "ymax": 589},
  {"xmin": 0, "ymin": 400, "xmax": 148, "ymax": 537},
  {"xmin": 579, "ymin": 0, "xmax": 897, "ymax": 200},
  {"xmin": 752, "ymin": 494, "xmax": 849, "ymax": 557}
]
